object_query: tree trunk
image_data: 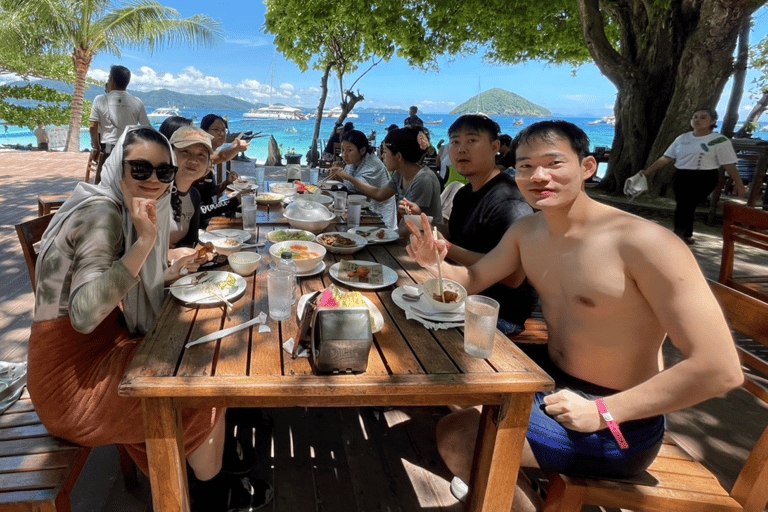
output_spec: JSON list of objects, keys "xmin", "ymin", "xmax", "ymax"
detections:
[
  {"xmin": 581, "ymin": 0, "xmax": 755, "ymax": 196},
  {"xmin": 735, "ymin": 88, "xmax": 768, "ymax": 138},
  {"xmin": 65, "ymin": 46, "xmax": 92, "ymax": 152},
  {"xmin": 310, "ymin": 62, "xmax": 333, "ymax": 166},
  {"xmin": 722, "ymin": 17, "xmax": 751, "ymax": 137}
]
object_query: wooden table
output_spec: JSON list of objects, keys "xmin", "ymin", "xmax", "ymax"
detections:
[{"xmin": 118, "ymin": 205, "xmax": 553, "ymax": 512}]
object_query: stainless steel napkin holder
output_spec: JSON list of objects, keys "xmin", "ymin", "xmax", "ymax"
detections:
[{"xmin": 311, "ymin": 308, "xmax": 372, "ymax": 374}]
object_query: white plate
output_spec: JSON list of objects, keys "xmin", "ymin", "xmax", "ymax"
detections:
[
  {"xmin": 296, "ymin": 261, "xmax": 326, "ymax": 277},
  {"xmin": 170, "ymin": 271, "xmax": 247, "ymax": 306},
  {"xmin": 315, "ymin": 232, "xmax": 368, "ymax": 254},
  {"xmin": 266, "ymin": 229, "xmax": 316, "ymax": 243},
  {"xmin": 199, "ymin": 229, "xmax": 252, "ymax": 243},
  {"xmin": 347, "ymin": 227, "xmax": 399, "ymax": 244},
  {"xmin": 329, "ymin": 261, "xmax": 398, "ymax": 290},
  {"xmin": 391, "ymin": 285, "xmax": 465, "ymax": 323},
  {"xmin": 297, "ymin": 292, "xmax": 384, "ymax": 333}
]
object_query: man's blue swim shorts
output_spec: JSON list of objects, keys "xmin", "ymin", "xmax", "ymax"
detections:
[{"xmin": 521, "ymin": 344, "xmax": 665, "ymax": 479}]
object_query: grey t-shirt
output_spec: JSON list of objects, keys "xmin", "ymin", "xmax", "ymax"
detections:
[{"xmin": 386, "ymin": 167, "xmax": 442, "ymax": 224}]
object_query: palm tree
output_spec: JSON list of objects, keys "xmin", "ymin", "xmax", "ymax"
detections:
[{"xmin": 8, "ymin": 0, "xmax": 222, "ymax": 151}]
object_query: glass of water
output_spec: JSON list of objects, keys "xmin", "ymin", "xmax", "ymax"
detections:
[
  {"xmin": 267, "ymin": 268, "xmax": 293, "ymax": 321},
  {"xmin": 463, "ymin": 295, "xmax": 500, "ymax": 358}
]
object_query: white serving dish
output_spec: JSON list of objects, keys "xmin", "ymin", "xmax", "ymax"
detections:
[
  {"xmin": 269, "ymin": 240, "xmax": 326, "ymax": 272},
  {"xmin": 315, "ymin": 231, "xmax": 367, "ymax": 254},
  {"xmin": 283, "ymin": 201, "xmax": 335, "ymax": 233}
]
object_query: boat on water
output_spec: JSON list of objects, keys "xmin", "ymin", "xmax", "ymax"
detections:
[
  {"xmin": 308, "ymin": 106, "xmax": 359, "ymax": 119},
  {"xmin": 374, "ymin": 115, "xmax": 386, "ymax": 123},
  {"xmin": 424, "ymin": 119, "xmax": 443, "ymax": 125},
  {"xmin": 587, "ymin": 115, "xmax": 616, "ymax": 126},
  {"xmin": 147, "ymin": 106, "xmax": 181, "ymax": 122},
  {"xmin": 513, "ymin": 118, "xmax": 524, "ymax": 126},
  {"xmin": 243, "ymin": 105, "xmax": 308, "ymax": 120}
]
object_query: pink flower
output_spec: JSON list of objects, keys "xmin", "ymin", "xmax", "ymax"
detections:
[{"xmin": 417, "ymin": 131, "xmax": 430, "ymax": 151}]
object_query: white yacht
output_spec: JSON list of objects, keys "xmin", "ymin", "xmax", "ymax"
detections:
[
  {"xmin": 243, "ymin": 105, "xmax": 307, "ymax": 120},
  {"xmin": 308, "ymin": 106, "xmax": 359, "ymax": 119},
  {"xmin": 147, "ymin": 106, "xmax": 181, "ymax": 122}
]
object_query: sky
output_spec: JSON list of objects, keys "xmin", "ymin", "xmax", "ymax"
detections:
[{"xmin": 38, "ymin": 2, "xmax": 768, "ymax": 116}]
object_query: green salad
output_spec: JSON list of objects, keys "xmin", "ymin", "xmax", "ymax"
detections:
[{"xmin": 269, "ymin": 230, "xmax": 314, "ymax": 242}]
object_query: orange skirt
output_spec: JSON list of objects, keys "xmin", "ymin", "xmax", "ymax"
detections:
[{"xmin": 27, "ymin": 309, "xmax": 221, "ymax": 475}]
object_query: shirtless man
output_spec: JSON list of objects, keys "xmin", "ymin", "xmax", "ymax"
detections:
[{"xmin": 405, "ymin": 120, "xmax": 744, "ymax": 510}]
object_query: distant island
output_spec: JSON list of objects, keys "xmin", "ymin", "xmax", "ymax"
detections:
[{"xmin": 451, "ymin": 88, "xmax": 550, "ymax": 117}]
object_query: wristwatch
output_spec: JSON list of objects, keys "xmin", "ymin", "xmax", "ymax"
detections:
[{"xmin": 595, "ymin": 398, "xmax": 629, "ymax": 450}]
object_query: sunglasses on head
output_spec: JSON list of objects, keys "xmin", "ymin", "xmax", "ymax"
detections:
[{"xmin": 124, "ymin": 160, "xmax": 177, "ymax": 183}]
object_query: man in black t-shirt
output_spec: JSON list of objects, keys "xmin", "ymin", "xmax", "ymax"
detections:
[
  {"xmin": 442, "ymin": 115, "xmax": 536, "ymax": 334},
  {"xmin": 403, "ymin": 106, "xmax": 424, "ymax": 128}
]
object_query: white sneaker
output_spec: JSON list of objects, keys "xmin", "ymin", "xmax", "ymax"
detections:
[{"xmin": 450, "ymin": 476, "xmax": 469, "ymax": 503}]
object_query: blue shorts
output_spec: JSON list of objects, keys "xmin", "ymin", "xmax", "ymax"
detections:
[{"xmin": 522, "ymin": 345, "xmax": 665, "ymax": 478}]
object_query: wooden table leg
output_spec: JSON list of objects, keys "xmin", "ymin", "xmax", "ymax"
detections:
[
  {"xmin": 143, "ymin": 397, "xmax": 190, "ymax": 512},
  {"xmin": 466, "ymin": 393, "xmax": 535, "ymax": 512}
]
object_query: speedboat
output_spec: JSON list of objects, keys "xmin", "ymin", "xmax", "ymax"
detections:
[
  {"xmin": 243, "ymin": 105, "xmax": 307, "ymax": 120},
  {"xmin": 147, "ymin": 106, "xmax": 181, "ymax": 122}
]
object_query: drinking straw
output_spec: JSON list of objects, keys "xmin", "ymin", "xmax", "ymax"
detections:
[{"xmin": 433, "ymin": 226, "xmax": 444, "ymax": 300}]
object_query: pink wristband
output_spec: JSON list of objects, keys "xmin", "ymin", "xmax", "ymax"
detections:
[{"xmin": 595, "ymin": 398, "xmax": 629, "ymax": 450}]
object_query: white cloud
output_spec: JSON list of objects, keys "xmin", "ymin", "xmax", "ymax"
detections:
[
  {"xmin": 84, "ymin": 65, "xmax": 324, "ymax": 106},
  {"xmin": 225, "ymin": 36, "xmax": 272, "ymax": 48}
]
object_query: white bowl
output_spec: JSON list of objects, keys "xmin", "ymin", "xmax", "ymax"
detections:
[
  {"xmin": 210, "ymin": 236, "xmax": 243, "ymax": 257},
  {"xmin": 283, "ymin": 201, "xmax": 335, "ymax": 233},
  {"xmin": 422, "ymin": 278, "xmax": 467, "ymax": 312},
  {"xmin": 403, "ymin": 215, "xmax": 434, "ymax": 231},
  {"xmin": 269, "ymin": 241, "xmax": 326, "ymax": 272},
  {"xmin": 315, "ymin": 231, "xmax": 367, "ymax": 254},
  {"xmin": 270, "ymin": 182, "xmax": 299, "ymax": 196},
  {"xmin": 228, "ymin": 251, "xmax": 261, "ymax": 276}
]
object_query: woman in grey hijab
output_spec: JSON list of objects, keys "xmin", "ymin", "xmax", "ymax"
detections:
[{"xmin": 26, "ymin": 126, "xmax": 237, "ymax": 500}]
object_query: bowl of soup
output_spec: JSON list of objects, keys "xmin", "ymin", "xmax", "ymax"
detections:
[
  {"xmin": 269, "ymin": 241, "xmax": 326, "ymax": 272},
  {"xmin": 422, "ymin": 278, "xmax": 467, "ymax": 312}
]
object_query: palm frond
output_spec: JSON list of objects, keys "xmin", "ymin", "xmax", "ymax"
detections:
[{"xmin": 90, "ymin": 0, "xmax": 223, "ymax": 53}]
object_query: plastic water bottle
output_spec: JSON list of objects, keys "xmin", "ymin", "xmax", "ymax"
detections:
[{"xmin": 278, "ymin": 252, "xmax": 298, "ymax": 304}]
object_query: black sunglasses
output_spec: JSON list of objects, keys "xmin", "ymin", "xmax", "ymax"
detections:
[{"xmin": 124, "ymin": 160, "xmax": 177, "ymax": 183}]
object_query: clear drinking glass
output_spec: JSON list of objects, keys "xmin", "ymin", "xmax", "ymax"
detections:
[
  {"xmin": 267, "ymin": 268, "xmax": 293, "ymax": 321},
  {"xmin": 347, "ymin": 202, "xmax": 361, "ymax": 228},
  {"xmin": 333, "ymin": 191, "xmax": 347, "ymax": 216},
  {"xmin": 242, "ymin": 205, "xmax": 257, "ymax": 232},
  {"xmin": 463, "ymin": 295, "xmax": 500, "ymax": 358},
  {"xmin": 254, "ymin": 166, "xmax": 266, "ymax": 189}
]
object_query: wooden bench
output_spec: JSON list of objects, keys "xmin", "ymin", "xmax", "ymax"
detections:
[
  {"xmin": 542, "ymin": 279, "xmax": 768, "ymax": 512},
  {"xmin": 0, "ymin": 390, "xmax": 91, "ymax": 511}
]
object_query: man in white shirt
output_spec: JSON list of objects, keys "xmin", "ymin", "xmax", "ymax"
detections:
[{"xmin": 89, "ymin": 65, "xmax": 150, "ymax": 183}]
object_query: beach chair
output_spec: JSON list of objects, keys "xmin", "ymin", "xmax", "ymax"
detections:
[
  {"xmin": 542, "ymin": 279, "xmax": 768, "ymax": 512},
  {"xmin": 719, "ymin": 202, "xmax": 768, "ymax": 302}
]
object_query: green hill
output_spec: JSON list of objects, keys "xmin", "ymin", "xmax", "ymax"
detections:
[{"xmin": 450, "ymin": 88, "xmax": 550, "ymax": 117}]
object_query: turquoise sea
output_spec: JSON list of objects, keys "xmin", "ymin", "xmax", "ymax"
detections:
[
  {"xmin": 4, "ymin": 110, "xmax": 618, "ymax": 154},
  {"xmin": 6, "ymin": 109, "xmax": 629, "ymax": 178}
]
